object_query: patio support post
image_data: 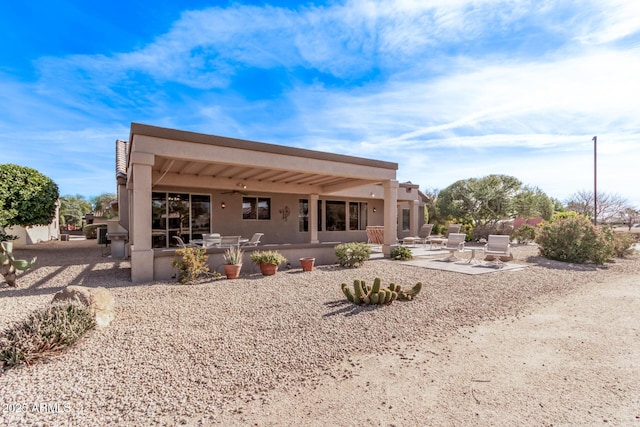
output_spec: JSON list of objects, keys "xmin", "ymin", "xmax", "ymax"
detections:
[
  {"xmin": 410, "ymin": 199, "xmax": 420, "ymax": 237},
  {"xmin": 309, "ymin": 194, "xmax": 319, "ymax": 243},
  {"xmin": 130, "ymin": 152, "xmax": 155, "ymax": 282},
  {"xmin": 382, "ymin": 180, "xmax": 398, "ymax": 256}
]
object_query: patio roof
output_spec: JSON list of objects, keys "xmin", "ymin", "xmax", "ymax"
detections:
[{"xmin": 126, "ymin": 123, "xmax": 398, "ymax": 195}]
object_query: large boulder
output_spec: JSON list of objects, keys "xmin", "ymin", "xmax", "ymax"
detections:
[{"xmin": 52, "ymin": 286, "xmax": 115, "ymax": 328}]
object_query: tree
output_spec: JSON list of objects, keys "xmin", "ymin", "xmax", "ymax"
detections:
[
  {"xmin": 420, "ymin": 187, "xmax": 439, "ymax": 224},
  {"xmin": 0, "ymin": 164, "xmax": 59, "ymax": 232},
  {"xmin": 91, "ymin": 193, "xmax": 117, "ymax": 218},
  {"xmin": 619, "ymin": 207, "xmax": 640, "ymax": 230},
  {"xmin": 565, "ymin": 190, "xmax": 628, "ymax": 224},
  {"xmin": 512, "ymin": 186, "xmax": 554, "ymax": 220},
  {"xmin": 437, "ymin": 174, "xmax": 522, "ymax": 233},
  {"xmin": 59, "ymin": 195, "xmax": 92, "ymax": 227}
]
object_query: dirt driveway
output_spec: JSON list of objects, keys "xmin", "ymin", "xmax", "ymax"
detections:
[{"xmin": 215, "ymin": 273, "xmax": 640, "ymax": 426}]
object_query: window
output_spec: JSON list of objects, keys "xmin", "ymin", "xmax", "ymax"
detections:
[
  {"xmin": 151, "ymin": 192, "xmax": 211, "ymax": 248},
  {"xmin": 243, "ymin": 197, "xmax": 271, "ymax": 220},
  {"xmin": 325, "ymin": 201, "xmax": 346, "ymax": 231},
  {"xmin": 402, "ymin": 208, "xmax": 410, "ymax": 231},
  {"xmin": 299, "ymin": 199, "xmax": 323, "ymax": 232},
  {"xmin": 349, "ymin": 202, "xmax": 368, "ymax": 230}
]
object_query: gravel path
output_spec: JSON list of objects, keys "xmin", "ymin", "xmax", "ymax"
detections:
[{"xmin": 1, "ymin": 239, "xmax": 639, "ymax": 426}]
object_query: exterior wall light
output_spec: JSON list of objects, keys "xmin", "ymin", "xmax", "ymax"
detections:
[{"xmin": 221, "ymin": 202, "xmax": 226, "ymax": 209}]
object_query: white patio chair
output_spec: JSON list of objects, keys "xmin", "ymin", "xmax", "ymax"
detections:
[
  {"xmin": 219, "ymin": 235, "xmax": 241, "ymax": 248},
  {"xmin": 241, "ymin": 233, "xmax": 264, "ymax": 247},
  {"xmin": 172, "ymin": 235, "xmax": 197, "ymax": 248},
  {"xmin": 442, "ymin": 233, "xmax": 466, "ymax": 261},
  {"xmin": 483, "ymin": 235, "xmax": 513, "ymax": 267},
  {"xmin": 415, "ymin": 224, "xmax": 434, "ymax": 246},
  {"xmin": 427, "ymin": 224, "xmax": 462, "ymax": 249},
  {"xmin": 202, "ymin": 233, "xmax": 221, "ymax": 247}
]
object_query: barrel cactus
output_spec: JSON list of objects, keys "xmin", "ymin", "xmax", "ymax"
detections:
[
  {"xmin": 341, "ymin": 277, "xmax": 423, "ymax": 305},
  {"xmin": 0, "ymin": 241, "xmax": 37, "ymax": 287}
]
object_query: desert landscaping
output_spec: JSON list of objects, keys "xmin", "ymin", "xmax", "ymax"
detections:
[{"xmin": 1, "ymin": 239, "xmax": 639, "ymax": 426}]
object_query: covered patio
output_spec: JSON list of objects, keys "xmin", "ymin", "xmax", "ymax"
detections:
[{"xmin": 116, "ymin": 123, "xmax": 425, "ymax": 282}]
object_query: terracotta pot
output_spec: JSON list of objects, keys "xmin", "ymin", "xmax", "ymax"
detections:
[
  {"xmin": 259, "ymin": 263, "xmax": 278, "ymax": 276},
  {"xmin": 224, "ymin": 264, "xmax": 242, "ymax": 279},
  {"xmin": 300, "ymin": 257, "xmax": 315, "ymax": 272}
]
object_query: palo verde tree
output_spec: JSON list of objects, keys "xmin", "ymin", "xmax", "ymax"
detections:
[
  {"xmin": 512, "ymin": 185, "xmax": 554, "ymax": 220},
  {"xmin": 0, "ymin": 164, "xmax": 59, "ymax": 233}
]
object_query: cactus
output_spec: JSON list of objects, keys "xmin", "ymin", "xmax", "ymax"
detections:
[
  {"xmin": 341, "ymin": 277, "xmax": 422, "ymax": 306},
  {"xmin": 0, "ymin": 241, "xmax": 37, "ymax": 287}
]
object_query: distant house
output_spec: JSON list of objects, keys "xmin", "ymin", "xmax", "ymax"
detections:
[
  {"xmin": 8, "ymin": 200, "xmax": 60, "ymax": 245},
  {"xmin": 115, "ymin": 123, "xmax": 425, "ymax": 282}
]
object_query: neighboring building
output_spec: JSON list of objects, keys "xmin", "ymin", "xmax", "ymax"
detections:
[
  {"xmin": 8, "ymin": 200, "xmax": 60, "ymax": 245},
  {"xmin": 116, "ymin": 123, "xmax": 425, "ymax": 282}
]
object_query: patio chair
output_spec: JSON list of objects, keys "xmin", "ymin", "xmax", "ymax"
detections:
[
  {"xmin": 483, "ymin": 235, "xmax": 513, "ymax": 267},
  {"xmin": 219, "ymin": 235, "xmax": 241, "ymax": 248},
  {"xmin": 427, "ymin": 224, "xmax": 462, "ymax": 249},
  {"xmin": 415, "ymin": 224, "xmax": 434, "ymax": 246},
  {"xmin": 172, "ymin": 235, "xmax": 198, "ymax": 248},
  {"xmin": 202, "ymin": 233, "xmax": 221, "ymax": 247},
  {"xmin": 442, "ymin": 233, "xmax": 466, "ymax": 261},
  {"xmin": 241, "ymin": 233, "xmax": 264, "ymax": 247}
]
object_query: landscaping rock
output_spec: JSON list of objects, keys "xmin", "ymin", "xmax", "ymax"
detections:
[{"xmin": 52, "ymin": 285, "xmax": 115, "ymax": 328}]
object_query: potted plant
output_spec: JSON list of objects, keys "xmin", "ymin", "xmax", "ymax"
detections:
[
  {"xmin": 250, "ymin": 250, "xmax": 287, "ymax": 276},
  {"xmin": 223, "ymin": 246, "xmax": 243, "ymax": 279},
  {"xmin": 299, "ymin": 257, "xmax": 315, "ymax": 271}
]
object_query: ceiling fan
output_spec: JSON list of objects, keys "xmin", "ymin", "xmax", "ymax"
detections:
[{"xmin": 220, "ymin": 190, "xmax": 248, "ymax": 195}]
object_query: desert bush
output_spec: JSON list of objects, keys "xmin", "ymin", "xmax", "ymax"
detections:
[
  {"xmin": 461, "ymin": 224, "xmax": 474, "ymax": 241},
  {"xmin": 603, "ymin": 229, "xmax": 636, "ymax": 258},
  {"xmin": 390, "ymin": 246, "xmax": 413, "ymax": 260},
  {"xmin": 535, "ymin": 215, "xmax": 613, "ymax": 264},
  {"xmin": 0, "ymin": 303, "xmax": 95, "ymax": 370},
  {"xmin": 511, "ymin": 224, "xmax": 537, "ymax": 244},
  {"xmin": 83, "ymin": 223, "xmax": 106, "ymax": 239},
  {"xmin": 549, "ymin": 211, "xmax": 580, "ymax": 222},
  {"xmin": 172, "ymin": 247, "xmax": 210, "ymax": 284},
  {"xmin": 335, "ymin": 242, "xmax": 371, "ymax": 268}
]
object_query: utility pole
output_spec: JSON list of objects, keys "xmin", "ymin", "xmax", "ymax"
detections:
[{"xmin": 593, "ymin": 136, "xmax": 597, "ymax": 226}]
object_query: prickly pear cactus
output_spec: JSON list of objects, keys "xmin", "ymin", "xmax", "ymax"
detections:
[
  {"xmin": 341, "ymin": 277, "xmax": 422, "ymax": 305},
  {"xmin": 0, "ymin": 241, "xmax": 37, "ymax": 287}
]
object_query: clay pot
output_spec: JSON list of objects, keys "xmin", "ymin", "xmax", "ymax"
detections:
[
  {"xmin": 259, "ymin": 263, "xmax": 278, "ymax": 276},
  {"xmin": 224, "ymin": 264, "xmax": 242, "ymax": 279},
  {"xmin": 300, "ymin": 257, "xmax": 315, "ymax": 272}
]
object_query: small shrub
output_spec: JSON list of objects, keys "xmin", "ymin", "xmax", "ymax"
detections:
[
  {"xmin": 549, "ymin": 211, "xmax": 580, "ymax": 222},
  {"xmin": 83, "ymin": 224, "xmax": 106, "ymax": 240},
  {"xmin": 390, "ymin": 246, "xmax": 413, "ymax": 260},
  {"xmin": 250, "ymin": 250, "xmax": 287, "ymax": 266},
  {"xmin": 461, "ymin": 224, "xmax": 474, "ymax": 241},
  {"xmin": 511, "ymin": 224, "xmax": 537, "ymax": 244},
  {"xmin": 603, "ymin": 229, "xmax": 636, "ymax": 258},
  {"xmin": 223, "ymin": 246, "xmax": 244, "ymax": 265},
  {"xmin": 535, "ymin": 215, "xmax": 613, "ymax": 264},
  {"xmin": 0, "ymin": 303, "xmax": 96, "ymax": 370},
  {"xmin": 335, "ymin": 242, "xmax": 371, "ymax": 268},
  {"xmin": 172, "ymin": 247, "xmax": 210, "ymax": 284}
]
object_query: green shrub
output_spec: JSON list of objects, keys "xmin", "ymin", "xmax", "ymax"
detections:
[
  {"xmin": 83, "ymin": 224, "xmax": 106, "ymax": 240},
  {"xmin": 172, "ymin": 247, "xmax": 210, "ymax": 284},
  {"xmin": 603, "ymin": 229, "xmax": 636, "ymax": 258},
  {"xmin": 390, "ymin": 246, "xmax": 413, "ymax": 260},
  {"xmin": 549, "ymin": 211, "xmax": 580, "ymax": 222},
  {"xmin": 335, "ymin": 242, "xmax": 371, "ymax": 268},
  {"xmin": 250, "ymin": 250, "xmax": 287, "ymax": 266},
  {"xmin": 461, "ymin": 223, "xmax": 474, "ymax": 241},
  {"xmin": 0, "ymin": 303, "xmax": 95, "ymax": 370},
  {"xmin": 535, "ymin": 215, "xmax": 613, "ymax": 264},
  {"xmin": 511, "ymin": 224, "xmax": 537, "ymax": 244}
]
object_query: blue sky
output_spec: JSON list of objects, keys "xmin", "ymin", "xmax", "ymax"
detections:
[{"xmin": 1, "ymin": 0, "xmax": 639, "ymax": 207}]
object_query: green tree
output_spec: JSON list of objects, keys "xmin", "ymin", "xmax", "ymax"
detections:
[
  {"xmin": 512, "ymin": 186, "xmax": 554, "ymax": 220},
  {"xmin": 91, "ymin": 193, "xmax": 117, "ymax": 218},
  {"xmin": 0, "ymin": 164, "xmax": 59, "ymax": 231},
  {"xmin": 59, "ymin": 195, "xmax": 92, "ymax": 227},
  {"xmin": 437, "ymin": 174, "xmax": 522, "ymax": 234}
]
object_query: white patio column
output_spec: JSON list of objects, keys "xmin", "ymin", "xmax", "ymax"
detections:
[
  {"xmin": 411, "ymin": 199, "xmax": 420, "ymax": 237},
  {"xmin": 382, "ymin": 180, "xmax": 399, "ymax": 256},
  {"xmin": 130, "ymin": 152, "xmax": 155, "ymax": 283},
  {"xmin": 309, "ymin": 194, "xmax": 319, "ymax": 243}
]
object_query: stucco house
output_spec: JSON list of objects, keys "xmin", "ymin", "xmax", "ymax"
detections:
[{"xmin": 115, "ymin": 123, "xmax": 425, "ymax": 282}]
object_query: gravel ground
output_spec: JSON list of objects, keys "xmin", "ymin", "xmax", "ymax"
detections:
[{"xmin": 1, "ymin": 239, "xmax": 639, "ymax": 426}]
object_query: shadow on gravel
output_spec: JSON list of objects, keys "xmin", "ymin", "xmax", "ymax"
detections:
[
  {"xmin": 525, "ymin": 255, "xmax": 604, "ymax": 271},
  {"xmin": 322, "ymin": 299, "xmax": 380, "ymax": 317}
]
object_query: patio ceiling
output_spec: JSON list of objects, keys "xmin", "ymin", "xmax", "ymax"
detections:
[{"xmin": 151, "ymin": 156, "xmax": 378, "ymax": 195}]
